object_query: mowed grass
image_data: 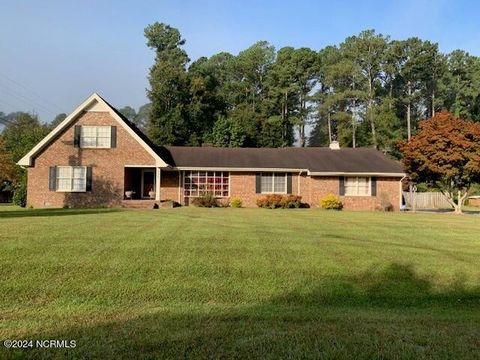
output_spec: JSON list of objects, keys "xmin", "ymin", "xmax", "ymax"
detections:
[{"xmin": 0, "ymin": 206, "xmax": 479, "ymax": 359}]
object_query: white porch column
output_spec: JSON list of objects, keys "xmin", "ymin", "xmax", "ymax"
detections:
[{"xmin": 155, "ymin": 167, "xmax": 161, "ymax": 201}]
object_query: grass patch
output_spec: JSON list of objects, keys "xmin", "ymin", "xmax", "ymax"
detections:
[{"xmin": 0, "ymin": 206, "xmax": 479, "ymax": 359}]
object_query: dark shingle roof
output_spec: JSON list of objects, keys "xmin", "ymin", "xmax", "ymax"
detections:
[
  {"xmin": 104, "ymin": 97, "xmax": 404, "ymax": 175},
  {"xmin": 163, "ymin": 146, "xmax": 404, "ymax": 174}
]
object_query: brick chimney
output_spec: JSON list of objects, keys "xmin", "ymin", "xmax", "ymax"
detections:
[{"xmin": 329, "ymin": 141, "xmax": 340, "ymax": 150}]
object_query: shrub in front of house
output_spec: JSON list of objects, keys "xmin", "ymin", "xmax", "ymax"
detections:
[
  {"xmin": 281, "ymin": 195, "xmax": 302, "ymax": 208},
  {"xmin": 12, "ymin": 178, "xmax": 27, "ymax": 208},
  {"xmin": 375, "ymin": 193, "xmax": 394, "ymax": 212},
  {"xmin": 320, "ymin": 194, "xmax": 343, "ymax": 210},
  {"xmin": 256, "ymin": 194, "xmax": 302, "ymax": 209},
  {"xmin": 230, "ymin": 197, "xmax": 243, "ymax": 208},
  {"xmin": 191, "ymin": 193, "xmax": 219, "ymax": 207}
]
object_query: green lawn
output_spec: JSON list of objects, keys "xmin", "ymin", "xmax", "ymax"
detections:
[{"xmin": 0, "ymin": 206, "xmax": 479, "ymax": 359}]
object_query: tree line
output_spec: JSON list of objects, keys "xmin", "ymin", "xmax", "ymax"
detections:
[
  {"xmin": 142, "ymin": 23, "xmax": 480, "ymax": 154},
  {"xmin": 2, "ymin": 23, "xmax": 480, "ymax": 205}
]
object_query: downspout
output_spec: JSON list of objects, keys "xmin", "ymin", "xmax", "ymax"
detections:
[
  {"xmin": 399, "ymin": 175, "xmax": 406, "ymax": 210},
  {"xmin": 178, "ymin": 171, "xmax": 182, "ymax": 204}
]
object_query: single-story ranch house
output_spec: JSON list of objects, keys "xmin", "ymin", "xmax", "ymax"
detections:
[{"xmin": 18, "ymin": 93, "xmax": 406, "ymax": 210}]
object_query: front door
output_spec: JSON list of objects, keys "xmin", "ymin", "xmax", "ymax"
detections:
[{"xmin": 142, "ymin": 169, "xmax": 155, "ymax": 198}]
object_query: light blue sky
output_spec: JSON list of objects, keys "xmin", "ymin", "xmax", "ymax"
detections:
[{"xmin": 1, "ymin": 0, "xmax": 479, "ymax": 122}]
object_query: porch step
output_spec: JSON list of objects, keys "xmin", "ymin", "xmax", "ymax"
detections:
[{"xmin": 121, "ymin": 200, "xmax": 158, "ymax": 209}]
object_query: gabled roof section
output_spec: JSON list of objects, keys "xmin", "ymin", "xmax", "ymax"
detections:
[{"xmin": 17, "ymin": 93, "xmax": 170, "ymax": 167}]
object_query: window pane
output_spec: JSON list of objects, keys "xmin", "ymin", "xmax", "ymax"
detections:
[
  {"xmin": 97, "ymin": 126, "xmax": 111, "ymax": 136},
  {"xmin": 72, "ymin": 179, "xmax": 86, "ymax": 191},
  {"xmin": 81, "ymin": 127, "xmax": 96, "ymax": 136},
  {"xmin": 57, "ymin": 167, "xmax": 71, "ymax": 178},
  {"xmin": 72, "ymin": 167, "xmax": 85, "ymax": 179},
  {"xmin": 97, "ymin": 137, "xmax": 110, "ymax": 147},
  {"xmin": 344, "ymin": 177, "xmax": 355, "ymax": 195},
  {"xmin": 358, "ymin": 177, "xmax": 369, "ymax": 195},
  {"xmin": 81, "ymin": 137, "xmax": 96, "ymax": 147},
  {"xmin": 274, "ymin": 173, "xmax": 286, "ymax": 193},
  {"xmin": 57, "ymin": 179, "xmax": 71, "ymax": 191},
  {"xmin": 261, "ymin": 173, "xmax": 273, "ymax": 193}
]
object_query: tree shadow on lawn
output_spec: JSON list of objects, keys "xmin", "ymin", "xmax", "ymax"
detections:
[
  {"xmin": 0, "ymin": 207, "xmax": 121, "ymax": 219},
  {"xmin": 4, "ymin": 264, "xmax": 480, "ymax": 359}
]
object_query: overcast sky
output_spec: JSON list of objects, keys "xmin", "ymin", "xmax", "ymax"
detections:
[{"xmin": 1, "ymin": 0, "xmax": 479, "ymax": 122}]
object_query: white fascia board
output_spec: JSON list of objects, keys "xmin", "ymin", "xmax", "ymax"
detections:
[
  {"xmin": 103, "ymin": 99, "xmax": 169, "ymax": 168},
  {"xmin": 17, "ymin": 93, "xmax": 99, "ymax": 166},
  {"xmin": 173, "ymin": 167, "xmax": 405, "ymax": 177},
  {"xmin": 308, "ymin": 172, "xmax": 406, "ymax": 177},
  {"xmin": 174, "ymin": 167, "xmax": 307, "ymax": 172}
]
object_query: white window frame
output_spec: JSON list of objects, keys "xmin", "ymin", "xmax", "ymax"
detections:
[
  {"xmin": 183, "ymin": 171, "xmax": 230, "ymax": 198},
  {"xmin": 56, "ymin": 166, "xmax": 87, "ymax": 192},
  {"xmin": 260, "ymin": 172, "xmax": 287, "ymax": 194},
  {"xmin": 80, "ymin": 126, "xmax": 111, "ymax": 148},
  {"xmin": 344, "ymin": 176, "xmax": 371, "ymax": 196}
]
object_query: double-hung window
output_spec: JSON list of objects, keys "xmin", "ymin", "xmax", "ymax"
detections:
[
  {"xmin": 80, "ymin": 126, "xmax": 111, "ymax": 148},
  {"xmin": 260, "ymin": 173, "xmax": 287, "ymax": 194},
  {"xmin": 344, "ymin": 177, "xmax": 370, "ymax": 196},
  {"xmin": 56, "ymin": 166, "xmax": 87, "ymax": 192}
]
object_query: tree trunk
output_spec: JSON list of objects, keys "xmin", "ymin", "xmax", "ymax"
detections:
[
  {"xmin": 285, "ymin": 91, "xmax": 289, "ymax": 146},
  {"xmin": 370, "ymin": 102, "xmax": 377, "ymax": 148},
  {"xmin": 299, "ymin": 96, "xmax": 306, "ymax": 147},
  {"xmin": 281, "ymin": 90, "xmax": 287, "ymax": 146},
  {"xmin": 407, "ymin": 81, "xmax": 412, "ymax": 141},
  {"xmin": 327, "ymin": 112, "xmax": 332, "ymax": 143},
  {"xmin": 352, "ymin": 99, "xmax": 356, "ymax": 148},
  {"xmin": 456, "ymin": 190, "xmax": 469, "ymax": 214},
  {"xmin": 368, "ymin": 78, "xmax": 377, "ymax": 148},
  {"xmin": 440, "ymin": 188, "xmax": 468, "ymax": 214},
  {"xmin": 431, "ymin": 89, "xmax": 435, "ymax": 117}
]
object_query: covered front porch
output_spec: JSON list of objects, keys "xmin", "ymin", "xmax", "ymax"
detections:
[{"xmin": 123, "ymin": 166, "xmax": 161, "ymax": 202}]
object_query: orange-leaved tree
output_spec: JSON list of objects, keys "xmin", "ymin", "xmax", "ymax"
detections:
[{"xmin": 398, "ymin": 111, "xmax": 480, "ymax": 214}]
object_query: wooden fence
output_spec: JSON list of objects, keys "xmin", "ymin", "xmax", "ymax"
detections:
[{"xmin": 402, "ymin": 192, "xmax": 452, "ymax": 209}]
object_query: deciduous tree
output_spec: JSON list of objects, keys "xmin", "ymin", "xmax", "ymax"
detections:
[{"xmin": 399, "ymin": 111, "xmax": 480, "ymax": 213}]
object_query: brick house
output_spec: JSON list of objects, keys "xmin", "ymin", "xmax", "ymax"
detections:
[{"xmin": 18, "ymin": 93, "xmax": 406, "ymax": 210}]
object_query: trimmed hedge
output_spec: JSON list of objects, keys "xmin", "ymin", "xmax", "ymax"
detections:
[
  {"xmin": 256, "ymin": 194, "xmax": 302, "ymax": 209},
  {"xmin": 191, "ymin": 193, "xmax": 219, "ymax": 207}
]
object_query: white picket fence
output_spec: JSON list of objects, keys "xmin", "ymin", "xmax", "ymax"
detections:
[{"xmin": 402, "ymin": 192, "xmax": 453, "ymax": 209}]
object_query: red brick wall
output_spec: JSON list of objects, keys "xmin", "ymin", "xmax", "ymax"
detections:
[
  {"xmin": 27, "ymin": 111, "xmax": 156, "ymax": 208},
  {"xmin": 303, "ymin": 176, "xmax": 401, "ymax": 211},
  {"xmin": 180, "ymin": 172, "xmax": 401, "ymax": 210},
  {"xmin": 230, "ymin": 173, "xmax": 400, "ymax": 210},
  {"xmin": 229, "ymin": 172, "xmax": 256, "ymax": 207},
  {"xmin": 160, "ymin": 171, "xmax": 181, "ymax": 203},
  {"xmin": 229, "ymin": 172, "xmax": 302, "ymax": 207}
]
